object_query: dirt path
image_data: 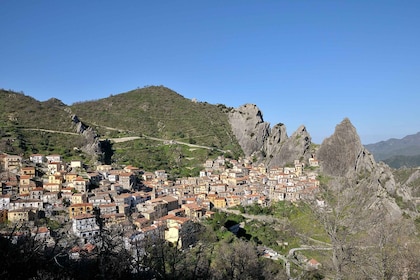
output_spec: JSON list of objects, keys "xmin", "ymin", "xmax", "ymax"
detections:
[
  {"xmin": 106, "ymin": 134, "xmax": 227, "ymax": 153},
  {"xmin": 23, "ymin": 126, "xmax": 227, "ymax": 153},
  {"xmin": 21, "ymin": 128, "xmax": 79, "ymax": 135}
]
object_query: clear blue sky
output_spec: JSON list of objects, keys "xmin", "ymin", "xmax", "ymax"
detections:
[{"xmin": 1, "ymin": 1, "xmax": 419, "ymax": 144}]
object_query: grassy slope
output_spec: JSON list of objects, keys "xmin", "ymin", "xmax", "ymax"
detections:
[
  {"xmin": 69, "ymin": 86, "xmax": 243, "ymax": 173},
  {"xmin": 0, "ymin": 90, "xmax": 72, "ymax": 131},
  {"xmin": 1, "ymin": 87, "xmax": 243, "ymax": 175},
  {"xmin": 70, "ymin": 86, "xmax": 241, "ymax": 153},
  {"xmin": 0, "ymin": 89, "xmax": 82, "ymax": 157}
]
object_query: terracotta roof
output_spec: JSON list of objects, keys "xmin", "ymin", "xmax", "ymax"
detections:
[{"xmin": 73, "ymin": 213, "xmax": 95, "ymax": 220}]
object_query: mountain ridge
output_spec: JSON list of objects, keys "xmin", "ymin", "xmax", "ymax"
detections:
[{"xmin": 365, "ymin": 132, "xmax": 420, "ymax": 168}]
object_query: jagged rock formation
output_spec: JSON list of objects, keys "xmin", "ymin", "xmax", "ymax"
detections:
[
  {"xmin": 317, "ymin": 118, "xmax": 375, "ymax": 177},
  {"xmin": 228, "ymin": 104, "xmax": 270, "ymax": 156},
  {"xmin": 266, "ymin": 125, "xmax": 312, "ymax": 167},
  {"xmin": 228, "ymin": 104, "xmax": 311, "ymax": 167},
  {"xmin": 317, "ymin": 118, "xmax": 402, "ymax": 219},
  {"xmin": 263, "ymin": 123, "xmax": 288, "ymax": 156},
  {"xmin": 71, "ymin": 115, "xmax": 102, "ymax": 158}
]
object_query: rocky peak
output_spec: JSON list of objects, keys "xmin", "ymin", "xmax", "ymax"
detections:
[
  {"xmin": 228, "ymin": 104, "xmax": 312, "ymax": 167},
  {"xmin": 265, "ymin": 125, "xmax": 312, "ymax": 167},
  {"xmin": 317, "ymin": 118, "xmax": 404, "ymax": 221},
  {"xmin": 263, "ymin": 123, "xmax": 288, "ymax": 156},
  {"xmin": 317, "ymin": 118, "xmax": 375, "ymax": 177},
  {"xmin": 228, "ymin": 104, "xmax": 270, "ymax": 156}
]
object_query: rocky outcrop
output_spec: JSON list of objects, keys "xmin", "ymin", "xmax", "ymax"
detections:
[
  {"xmin": 263, "ymin": 123, "xmax": 288, "ymax": 157},
  {"xmin": 265, "ymin": 125, "xmax": 312, "ymax": 167},
  {"xmin": 317, "ymin": 118, "xmax": 402, "ymax": 220},
  {"xmin": 71, "ymin": 115, "xmax": 102, "ymax": 158},
  {"xmin": 317, "ymin": 118, "xmax": 375, "ymax": 177},
  {"xmin": 228, "ymin": 104, "xmax": 270, "ymax": 157},
  {"xmin": 228, "ymin": 104, "xmax": 311, "ymax": 167}
]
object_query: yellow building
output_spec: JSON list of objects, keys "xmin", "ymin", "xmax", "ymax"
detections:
[
  {"xmin": 48, "ymin": 173, "xmax": 63, "ymax": 184},
  {"xmin": 21, "ymin": 166, "xmax": 36, "ymax": 178},
  {"xmin": 8, "ymin": 208, "xmax": 36, "ymax": 223},
  {"xmin": 214, "ymin": 197, "xmax": 227, "ymax": 209},
  {"xmin": 65, "ymin": 173, "xmax": 78, "ymax": 183},
  {"xmin": 43, "ymin": 182, "xmax": 61, "ymax": 192},
  {"xmin": 20, "ymin": 175, "xmax": 31, "ymax": 186},
  {"xmin": 162, "ymin": 215, "xmax": 194, "ymax": 249},
  {"xmin": 71, "ymin": 193, "xmax": 87, "ymax": 205},
  {"xmin": 68, "ymin": 203, "xmax": 94, "ymax": 219}
]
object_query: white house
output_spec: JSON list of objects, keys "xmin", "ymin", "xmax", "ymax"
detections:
[
  {"xmin": 30, "ymin": 154, "xmax": 45, "ymax": 164},
  {"xmin": 72, "ymin": 214, "xmax": 100, "ymax": 243},
  {"xmin": 46, "ymin": 154, "xmax": 62, "ymax": 163},
  {"xmin": 0, "ymin": 195, "xmax": 11, "ymax": 210}
]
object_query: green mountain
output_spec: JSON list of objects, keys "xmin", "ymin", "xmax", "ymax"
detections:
[
  {"xmin": 365, "ymin": 132, "xmax": 420, "ymax": 168},
  {"xmin": 0, "ymin": 87, "xmax": 243, "ymax": 177},
  {"xmin": 0, "ymin": 89, "xmax": 80, "ymax": 157},
  {"xmin": 70, "ymin": 86, "xmax": 240, "ymax": 152},
  {"xmin": 70, "ymin": 86, "xmax": 244, "ymax": 176}
]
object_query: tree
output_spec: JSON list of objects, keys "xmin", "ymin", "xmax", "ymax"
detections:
[
  {"xmin": 307, "ymin": 178, "xmax": 374, "ymax": 279},
  {"xmin": 210, "ymin": 239, "xmax": 262, "ymax": 280},
  {"xmin": 356, "ymin": 209, "xmax": 420, "ymax": 279}
]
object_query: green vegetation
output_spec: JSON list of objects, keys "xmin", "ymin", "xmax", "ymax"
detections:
[
  {"xmin": 233, "ymin": 201, "xmax": 329, "ymax": 253},
  {"xmin": 316, "ymin": 174, "xmax": 331, "ymax": 187},
  {"xmin": 384, "ymin": 154, "xmax": 420, "ymax": 169},
  {"xmin": 0, "ymin": 89, "xmax": 85, "ymax": 159},
  {"xmin": 71, "ymin": 86, "xmax": 242, "ymax": 156},
  {"xmin": 415, "ymin": 216, "xmax": 420, "ymax": 233},
  {"xmin": 0, "ymin": 87, "xmax": 241, "ymax": 177},
  {"xmin": 0, "ymin": 87, "xmax": 243, "ymax": 178},
  {"xmin": 112, "ymin": 137, "xmax": 217, "ymax": 178}
]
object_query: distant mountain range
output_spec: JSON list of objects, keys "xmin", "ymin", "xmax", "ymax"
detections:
[{"xmin": 365, "ymin": 132, "xmax": 420, "ymax": 168}]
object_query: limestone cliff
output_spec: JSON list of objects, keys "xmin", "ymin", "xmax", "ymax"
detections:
[{"xmin": 228, "ymin": 104, "xmax": 311, "ymax": 167}]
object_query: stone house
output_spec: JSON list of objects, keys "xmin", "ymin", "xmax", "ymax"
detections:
[{"xmin": 119, "ymin": 172, "xmax": 136, "ymax": 190}]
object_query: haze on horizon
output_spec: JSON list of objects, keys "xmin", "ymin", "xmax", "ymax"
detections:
[{"xmin": 1, "ymin": 1, "xmax": 419, "ymax": 145}]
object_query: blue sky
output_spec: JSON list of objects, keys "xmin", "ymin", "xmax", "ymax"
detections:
[{"xmin": 1, "ymin": 1, "xmax": 419, "ymax": 144}]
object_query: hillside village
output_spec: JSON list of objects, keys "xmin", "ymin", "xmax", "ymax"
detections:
[{"xmin": 0, "ymin": 151, "xmax": 320, "ymax": 258}]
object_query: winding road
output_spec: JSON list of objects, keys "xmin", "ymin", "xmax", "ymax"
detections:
[{"xmin": 219, "ymin": 208, "xmax": 332, "ymax": 279}]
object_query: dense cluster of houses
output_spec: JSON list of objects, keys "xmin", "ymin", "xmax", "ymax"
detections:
[{"xmin": 0, "ymin": 151, "xmax": 320, "ymax": 254}]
